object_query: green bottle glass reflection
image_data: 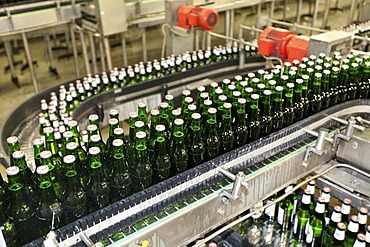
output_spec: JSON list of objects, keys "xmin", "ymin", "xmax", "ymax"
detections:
[
  {"xmin": 88, "ymin": 114, "xmax": 102, "ymax": 138},
  {"xmin": 62, "ymin": 155, "xmax": 87, "ymax": 224},
  {"xmin": 260, "ymin": 90, "xmax": 272, "ymax": 136},
  {"xmin": 106, "ymin": 118, "xmax": 120, "ymax": 153},
  {"xmin": 152, "ymin": 125, "xmax": 171, "ymax": 183},
  {"xmin": 283, "ymin": 83, "xmax": 294, "ymax": 126},
  {"xmin": 220, "ymin": 103, "xmax": 234, "ymax": 154},
  {"xmin": 109, "ymin": 139, "xmax": 131, "ymax": 203},
  {"xmin": 138, "ymin": 102, "xmax": 149, "ymax": 135},
  {"xmin": 34, "ymin": 165, "xmax": 64, "ymax": 237},
  {"xmin": 249, "ymin": 94, "xmax": 260, "ymax": 141},
  {"xmin": 322, "ymin": 205, "xmax": 342, "ymax": 247},
  {"xmin": 188, "ymin": 113, "xmax": 205, "ymax": 168},
  {"xmin": 234, "ymin": 98, "xmax": 248, "ymax": 147},
  {"xmin": 204, "ymin": 108, "xmax": 220, "ymax": 160},
  {"xmin": 32, "ymin": 137, "xmax": 45, "ymax": 168},
  {"xmin": 293, "ymin": 189, "xmax": 311, "ymax": 242},
  {"xmin": 67, "ymin": 120, "xmax": 82, "ymax": 147},
  {"xmin": 65, "ymin": 142, "xmax": 89, "ymax": 189},
  {"xmin": 131, "ymin": 131, "xmax": 152, "ymax": 193},
  {"xmin": 305, "ymin": 197, "xmax": 326, "ymax": 247},
  {"xmin": 272, "ymin": 86, "xmax": 284, "ymax": 131},
  {"xmin": 86, "ymin": 147, "xmax": 110, "ymax": 213},
  {"xmin": 148, "ymin": 109, "xmax": 159, "ymax": 163}
]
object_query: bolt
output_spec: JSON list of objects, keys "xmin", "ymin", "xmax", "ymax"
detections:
[
  {"xmin": 221, "ymin": 196, "xmax": 228, "ymax": 204},
  {"xmin": 352, "ymin": 141, "xmax": 358, "ymax": 149},
  {"xmin": 218, "ymin": 209, "xmax": 225, "ymax": 215}
]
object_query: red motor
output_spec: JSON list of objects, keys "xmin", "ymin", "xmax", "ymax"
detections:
[
  {"xmin": 177, "ymin": 5, "xmax": 219, "ymax": 31},
  {"xmin": 258, "ymin": 27, "xmax": 310, "ymax": 62}
]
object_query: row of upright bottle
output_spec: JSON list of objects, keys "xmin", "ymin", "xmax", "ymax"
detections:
[{"xmin": 238, "ymin": 180, "xmax": 369, "ymax": 247}]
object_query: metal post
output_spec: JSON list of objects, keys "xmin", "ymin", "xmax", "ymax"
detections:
[
  {"xmin": 256, "ymin": 1, "xmax": 263, "ymax": 27},
  {"xmin": 69, "ymin": 23, "xmax": 80, "ymax": 77},
  {"xmin": 311, "ymin": 0, "xmax": 320, "ymax": 32},
  {"xmin": 201, "ymin": 31, "xmax": 206, "ymax": 50},
  {"xmin": 348, "ymin": 0, "xmax": 358, "ymax": 25},
  {"xmin": 142, "ymin": 28, "xmax": 147, "ymax": 62},
  {"xmin": 80, "ymin": 31, "xmax": 91, "ymax": 75},
  {"xmin": 3, "ymin": 40, "xmax": 17, "ymax": 84},
  {"xmin": 121, "ymin": 33, "xmax": 128, "ymax": 67},
  {"xmin": 225, "ymin": 10, "xmax": 230, "ymax": 37},
  {"xmin": 206, "ymin": 31, "xmax": 211, "ymax": 48},
  {"xmin": 104, "ymin": 37, "xmax": 112, "ymax": 69},
  {"xmin": 229, "ymin": 9, "xmax": 234, "ymax": 38},
  {"xmin": 269, "ymin": 0, "xmax": 275, "ymax": 21},
  {"xmin": 195, "ymin": 30, "xmax": 199, "ymax": 51},
  {"xmin": 322, "ymin": 0, "xmax": 331, "ymax": 29},
  {"xmin": 88, "ymin": 33, "xmax": 98, "ymax": 74},
  {"xmin": 99, "ymin": 38, "xmax": 106, "ymax": 72},
  {"xmin": 296, "ymin": 0, "xmax": 303, "ymax": 23},
  {"xmin": 21, "ymin": 32, "xmax": 39, "ymax": 93},
  {"xmin": 45, "ymin": 35, "xmax": 56, "ymax": 70}
]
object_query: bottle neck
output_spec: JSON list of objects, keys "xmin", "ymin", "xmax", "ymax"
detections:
[{"xmin": 293, "ymin": 90, "xmax": 302, "ymax": 103}]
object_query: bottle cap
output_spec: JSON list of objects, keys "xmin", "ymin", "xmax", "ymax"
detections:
[
  {"xmin": 182, "ymin": 90, "xmax": 191, "ymax": 96},
  {"xmin": 12, "ymin": 150, "xmax": 24, "ymax": 159},
  {"xmin": 114, "ymin": 128, "xmax": 124, "ymax": 135},
  {"xmin": 257, "ymin": 84, "xmax": 265, "ymax": 90},
  {"xmin": 284, "ymin": 61, "xmax": 291, "ymax": 67},
  {"xmin": 109, "ymin": 118, "xmax": 119, "ymax": 125},
  {"xmin": 6, "ymin": 166, "xmax": 19, "ymax": 176},
  {"xmin": 40, "ymin": 150, "xmax": 52, "ymax": 159},
  {"xmin": 110, "ymin": 109, "xmax": 119, "ymax": 116},
  {"xmin": 251, "ymin": 94, "xmax": 259, "ymax": 100},
  {"xmin": 68, "ymin": 120, "xmax": 78, "ymax": 127},
  {"xmin": 66, "ymin": 142, "xmax": 77, "ymax": 150},
  {"xmin": 215, "ymin": 88, "xmax": 223, "ymax": 94},
  {"xmin": 252, "ymin": 78, "xmax": 260, "ymax": 84},
  {"xmin": 219, "ymin": 95, "xmax": 227, "ymax": 101},
  {"xmin": 263, "ymin": 90, "xmax": 272, "ymax": 96},
  {"xmin": 237, "ymin": 98, "xmax": 246, "ymax": 104},
  {"xmin": 44, "ymin": 126, "xmax": 54, "ymax": 134},
  {"xmin": 286, "ymin": 83, "xmax": 294, "ymax": 89},
  {"xmin": 315, "ymin": 73, "xmax": 322, "ymax": 78},
  {"xmin": 200, "ymin": 92, "xmax": 209, "ymax": 99},
  {"xmin": 228, "ymin": 84, "xmax": 236, "ymax": 90},
  {"xmin": 36, "ymin": 165, "xmax": 49, "ymax": 175},
  {"xmin": 344, "ymin": 198, "xmax": 352, "ymax": 205},
  {"xmin": 204, "ymin": 100, "xmax": 213, "ymax": 106},
  {"xmin": 89, "ymin": 114, "xmax": 99, "ymax": 122},
  {"xmin": 7, "ymin": 136, "xmax": 19, "ymax": 144},
  {"xmin": 188, "ymin": 104, "xmax": 197, "ymax": 111},
  {"xmin": 160, "ymin": 102, "xmax": 169, "ymax": 108},
  {"xmin": 197, "ymin": 86, "xmax": 205, "ymax": 92},
  {"xmin": 192, "ymin": 113, "xmax": 201, "ymax": 120},
  {"xmin": 351, "ymin": 215, "xmax": 359, "ymax": 222},
  {"xmin": 323, "ymin": 70, "xmax": 331, "ymax": 75},
  {"xmin": 247, "ymin": 72, "xmax": 255, "ymax": 78},
  {"xmin": 33, "ymin": 137, "xmax": 44, "ymax": 146},
  {"xmin": 90, "ymin": 135, "xmax": 101, "ymax": 142},
  {"xmin": 151, "ymin": 109, "xmax": 159, "ymax": 116},
  {"xmin": 165, "ymin": 94, "xmax": 174, "ymax": 101},
  {"xmin": 129, "ymin": 112, "xmax": 138, "ymax": 118},
  {"xmin": 275, "ymin": 86, "xmax": 284, "ymax": 92},
  {"xmin": 136, "ymin": 131, "xmax": 146, "ymax": 139},
  {"xmin": 138, "ymin": 101, "xmax": 146, "ymax": 108},
  {"xmin": 235, "ymin": 75, "xmax": 242, "ymax": 81},
  {"xmin": 156, "ymin": 125, "xmax": 166, "ymax": 132},
  {"xmin": 296, "ymin": 78, "xmax": 303, "ymax": 84},
  {"xmin": 172, "ymin": 109, "xmax": 181, "ymax": 116},
  {"xmin": 135, "ymin": 121, "xmax": 145, "ymax": 128},
  {"xmin": 89, "ymin": 146, "xmax": 101, "ymax": 155},
  {"xmin": 222, "ymin": 79, "xmax": 231, "ymax": 84},
  {"xmin": 184, "ymin": 97, "xmax": 193, "ymax": 104},
  {"xmin": 174, "ymin": 119, "xmax": 184, "ymax": 126},
  {"xmin": 112, "ymin": 139, "xmax": 124, "ymax": 147},
  {"xmin": 208, "ymin": 108, "xmax": 217, "ymax": 114},
  {"xmin": 281, "ymin": 75, "xmax": 288, "ymax": 81},
  {"xmin": 87, "ymin": 124, "xmax": 98, "ymax": 132},
  {"xmin": 315, "ymin": 197, "xmax": 326, "ymax": 214},
  {"xmin": 63, "ymin": 155, "xmax": 76, "ymax": 164},
  {"xmin": 232, "ymin": 91, "xmax": 241, "ymax": 97},
  {"xmin": 63, "ymin": 131, "xmax": 73, "ymax": 138},
  {"xmin": 268, "ymin": 80, "xmax": 276, "ymax": 85},
  {"xmin": 284, "ymin": 185, "xmax": 294, "ymax": 193},
  {"xmin": 223, "ymin": 103, "xmax": 232, "ymax": 109}
]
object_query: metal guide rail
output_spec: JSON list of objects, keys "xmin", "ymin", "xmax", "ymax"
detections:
[
  {"xmin": 0, "ymin": 57, "xmax": 265, "ymax": 168},
  {"xmin": 23, "ymin": 100, "xmax": 370, "ymax": 246}
]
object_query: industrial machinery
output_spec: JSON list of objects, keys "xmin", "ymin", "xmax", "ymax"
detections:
[
  {"xmin": 176, "ymin": 5, "xmax": 218, "ymax": 31},
  {"xmin": 258, "ymin": 27, "xmax": 353, "ymax": 62}
]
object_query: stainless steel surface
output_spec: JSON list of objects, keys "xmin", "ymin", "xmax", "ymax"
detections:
[
  {"xmin": 80, "ymin": 31, "xmax": 91, "ymax": 75},
  {"xmin": 307, "ymin": 30, "xmax": 353, "ymax": 57},
  {"xmin": 22, "ymin": 31, "xmax": 39, "ymax": 93},
  {"xmin": 93, "ymin": 0, "xmax": 127, "ymax": 36}
]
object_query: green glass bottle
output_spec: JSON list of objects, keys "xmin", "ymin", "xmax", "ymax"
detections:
[
  {"xmin": 283, "ymin": 83, "xmax": 294, "ymax": 126},
  {"xmin": 34, "ymin": 165, "xmax": 64, "ymax": 237},
  {"xmin": 231, "ymin": 91, "xmax": 241, "ymax": 121},
  {"xmin": 204, "ymin": 108, "xmax": 220, "ymax": 160},
  {"xmin": 67, "ymin": 120, "xmax": 82, "ymax": 146},
  {"xmin": 89, "ymin": 134, "xmax": 108, "ymax": 163},
  {"xmin": 88, "ymin": 114, "xmax": 102, "ymax": 138},
  {"xmin": 249, "ymin": 94, "xmax": 261, "ymax": 141},
  {"xmin": 209, "ymin": 82, "xmax": 219, "ymax": 102},
  {"xmin": 293, "ymin": 188, "xmax": 311, "ymax": 242},
  {"xmin": 148, "ymin": 109, "xmax": 159, "ymax": 162},
  {"xmin": 348, "ymin": 63, "xmax": 359, "ymax": 100},
  {"xmin": 165, "ymin": 94, "xmax": 175, "ymax": 113},
  {"xmin": 344, "ymin": 215, "xmax": 360, "ymax": 246},
  {"xmin": 357, "ymin": 61, "xmax": 370, "ymax": 99},
  {"xmin": 219, "ymin": 103, "xmax": 234, "ymax": 154},
  {"xmin": 40, "ymin": 150, "xmax": 65, "ymax": 201},
  {"xmin": 109, "ymin": 108, "xmax": 120, "ymax": 120},
  {"xmin": 138, "ymin": 102, "xmax": 149, "ymax": 133},
  {"xmin": 234, "ymin": 98, "xmax": 248, "ymax": 147},
  {"xmin": 323, "ymin": 205, "xmax": 342, "ymax": 246},
  {"xmin": 130, "ymin": 131, "xmax": 152, "ymax": 193},
  {"xmin": 0, "ymin": 189, "xmax": 18, "ymax": 247},
  {"xmin": 65, "ymin": 142, "xmax": 89, "ymax": 189},
  {"xmin": 272, "ymin": 86, "xmax": 284, "ymax": 131},
  {"xmin": 33, "ymin": 137, "xmax": 45, "ymax": 168},
  {"xmin": 6, "ymin": 166, "xmax": 37, "ymax": 245},
  {"xmin": 159, "ymin": 102, "xmax": 171, "ymax": 137},
  {"xmin": 306, "ymin": 179, "xmax": 316, "ymax": 215},
  {"xmin": 293, "ymin": 78, "xmax": 304, "ymax": 121},
  {"xmin": 338, "ymin": 64, "xmax": 349, "ymax": 102},
  {"xmin": 86, "ymin": 147, "xmax": 110, "ymax": 213},
  {"xmin": 330, "ymin": 67, "xmax": 340, "ymax": 106},
  {"xmin": 366, "ymin": 226, "xmax": 370, "ymax": 245},
  {"xmin": 43, "ymin": 126, "xmax": 63, "ymax": 165},
  {"xmin": 341, "ymin": 198, "xmax": 352, "ymax": 225},
  {"xmin": 309, "ymin": 73, "xmax": 323, "ymax": 114},
  {"xmin": 188, "ymin": 113, "xmax": 205, "ymax": 168},
  {"xmin": 320, "ymin": 186, "xmax": 331, "ymax": 225},
  {"xmin": 170, "ymin": 119, "xmax": 188, "ymax": 175},
  {"xmin": 260, "ymin": 90, "xmax": 272, "ymax": 136},
  {"xmin": 358, "ymin": 207, "xmax": 368, "ymax": 234},
  {"xmin": 305, "ymin": 197, "xmax": 326, "ymax": 247},
  {"xmin": 277, "ymin": 185, "xmax": 294, "ymax": 232},
  {"xmin": 321, "ymin": 69, "xmax": 331, "ymax": 109},
  {"xmin": 196, "ymin": 86, "xmax": 206, "ymax": 106},
  {"xmin": 283, "ymin": 62, "xmax": 291, "ymax": 75},
  {"xmin": 106, "ymin": 118, "xmax": 120, "ymax": 153},
  {"xmin": 62, "ymin": 155, "xmax": 87, "ymax": 224},
  {"xmin": 109, "ymin": 139, "xmax": 131, "ymax": 202},
  {"xmin": 152, "ymin": 125, "xmax": 171, "ymax": 183},
  {"xmin": 332, "ymin": 222, "xmax": 346, "ymax": 246}
]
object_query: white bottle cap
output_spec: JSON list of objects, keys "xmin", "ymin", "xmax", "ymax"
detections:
[
  {"xmin": 12, "ymin": 150, "xmax": 24, "ymax": 159},
  {"xmin": 36, "ymin": 165, "xmax": 49, "ymax": 175},
  {"xmin": 63, "ymin": 155, "xmax": 76, "ymax": 164},
  {"xmin": 112, "ymin": 139, "xmax": 124, "ymax": 147},
  {"xmin": 89, "ymin": 146, "xmax": 101, "ymax": 155}
]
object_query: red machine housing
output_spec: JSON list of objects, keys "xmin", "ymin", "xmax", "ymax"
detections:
[
  {"xmin": 177, "ymin": 5, "xmax": 219, "ymax": 31},
  {"xmin": 258, "ymin": 27, "xmax": 310, "ymax": 62}
]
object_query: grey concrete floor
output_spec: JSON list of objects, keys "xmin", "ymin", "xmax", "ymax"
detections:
[{"xmin": 0, "ymin": 0, "xmax": 358, "ymax": 127}]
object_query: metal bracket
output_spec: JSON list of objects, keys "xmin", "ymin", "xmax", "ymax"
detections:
[
  {"xmin": 355, "ymin": 116, "xmax": 370, "ymax": 126},
  {"xmin": 218, "ymin": 168, "xmax": 247, "ymax": 203},
  {"xmin": 331, "ymin": 116, "xmax": 364, "ymax": 146},
  {"xmin": 303, "ymin": 128, "xmax": 333, "ymax": 162}
]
